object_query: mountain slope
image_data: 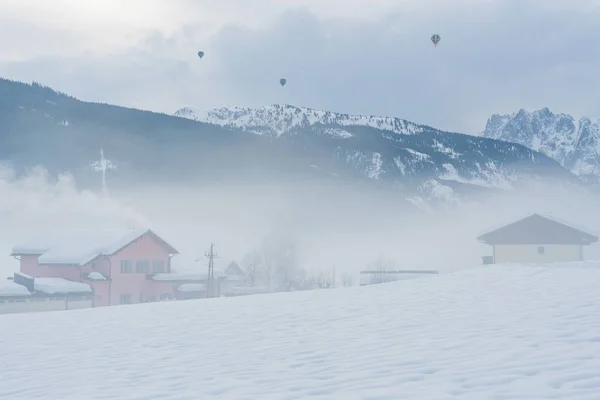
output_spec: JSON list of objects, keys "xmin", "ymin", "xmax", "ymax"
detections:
[
  {"xmin": 0, "ymin": 79, "xmax": 349, "ymax": 187},
  {"xmin": 0, "ymin": 77, "xmax": 579, "ymax": 209},
  {"xmin": 482, "ymin": 107, "xmax": 600, "ymax": 178},
  {"xmin": 175, "ymin": 105, "xmax": 577, "ymax": 204}
]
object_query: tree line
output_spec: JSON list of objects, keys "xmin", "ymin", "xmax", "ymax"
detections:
[{"xmin": 232, "ymin": 234, "xmax": 355, "ymax": 291}]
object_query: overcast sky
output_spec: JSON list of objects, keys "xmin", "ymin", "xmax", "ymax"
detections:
[{"xmin": 0, "ymin": 0, "xmax": 598, "ymax": 133}]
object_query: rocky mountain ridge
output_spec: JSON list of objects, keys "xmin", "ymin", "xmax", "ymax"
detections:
[
  {"xmin": 482, "ymin": 107, "xmax": 600, "ymax": 179},
  {"xmin": 174, "ymin": 104, "xmax": 578, "ymax": 207}
]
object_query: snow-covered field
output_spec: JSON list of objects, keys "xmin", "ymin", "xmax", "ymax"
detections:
[{"xmin": 2, "ymin": 263, "xmax": 600, "ymax": 399}]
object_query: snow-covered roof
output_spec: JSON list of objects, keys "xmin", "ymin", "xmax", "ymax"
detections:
[
  {"xmin": 86, "ymin": 272, "xmax": 107, "ymax": 281},
  {"xmin": 178, "ymin": 283, "xmax": 206, "ymax": 292},
  {"xmin": 478, "ymin": 213, "xmax": 598, "ymax": 245},
  {"xmin": 224, "ymin": 262, "xmax": 244, "ymax": 276},
  {"xmin": 34, "ymin": 278, "xmax": 92, "ymax": 294},
  {"xmin": 0, "ymin": 279, "xmax": 31, "ymax": 297},
  {"xmin": 152, "ymin": 270, "xmax": 227, "ymax": 281},
  {"xmin": 11, "ymin": 229, "xmax": 178, "ymax": 265}
]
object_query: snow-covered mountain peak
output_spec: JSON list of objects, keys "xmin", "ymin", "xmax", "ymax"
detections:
[
  {"xmin": 174, "ymin": 104, "xmax": 424, "ymax": 138},
  {"xmin": 482, "ymin": 107, "xmax": 600, "ymax": 177},
  {"xmin": 171, "ymin": 103, "xmax": 577, "ymax": 205}
]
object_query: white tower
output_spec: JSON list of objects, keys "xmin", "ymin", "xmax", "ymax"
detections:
[{"xmin": 90, "ymin": 146, "xmax": 116, "ymax": 197}]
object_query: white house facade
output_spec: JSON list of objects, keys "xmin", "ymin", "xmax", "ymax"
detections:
[
  {"xmin": 478, "ymin": 214, "xmax": 598, "ymax": 264},
  {"xmin": 492, "ymin": 244, "xmax": 583, "ymax": 264}
]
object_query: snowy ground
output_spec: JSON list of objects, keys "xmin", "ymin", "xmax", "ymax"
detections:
[{"xmin": 2, "ymin": 263, "xmax": 600, "ymax": 399}]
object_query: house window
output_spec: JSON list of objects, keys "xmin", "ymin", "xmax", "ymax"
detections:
[
  {"xmin": 537, "ymin": 246, "xmax": 545, "ymax": 254},
  {"xmin": 139, "ymin": 294, "xmax": 145, "ymax": 303},
  {"xmin": 119, "ymin": 294, "xmax": 132, "ymax": 304},
  {"xmin": 147, "ymin": 296, "xmax": 156, "ymax": 302},
  {"xmin": 120, "ymin": 260, "xmax": 132, "ymax": 273},
  {"xmin": 91, "ymin": 262, "xmax": 97, "ymax": 270},
  {"xmin": 152, "ymin": 260, "xmax": 165, "ymax": 273},
  {"xmin": 136, "ymin": 260, "xmax": 149, "ymax": 273}
]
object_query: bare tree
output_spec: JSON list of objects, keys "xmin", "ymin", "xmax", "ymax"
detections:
[
  {"xmin": 314, "ymin": 271, "xmax": 333, "ymax": 288},
  {"xmin": 299, "ymin": 276, "xmax": 316, "ymax": 290},
  {"xmin": 259, "ymin": 234, "xmax": 304, "ymax": 292},
  {"xmin": 341, "ymin": 272, "xmax": 353, "ymax": 287},
  {"xmin": 275, "ymin": 240, "xmax": 300, "ymax": 289},
  {"xmin": 241, "ymin": 250, "xmax": 262, "ymax": 287},
  {"xmin": 370, "ymin": 256, "xmax": 397, "ymax": 285},
  {"xmin": 259, "ymin": 236, "xmax": 276, "ymax": 291}
]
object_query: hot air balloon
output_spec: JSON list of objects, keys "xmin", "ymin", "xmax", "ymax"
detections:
[
  {"xmin": 279, "ymin": 78, "xmax": 287, "ymax": 86},
  {"xmin": 197, "ymin": 51, "xmax": 204, "ymax": 58},
  {"xmin": 431, "ymin": 34, "xmax": 440, "ymax": 47}
]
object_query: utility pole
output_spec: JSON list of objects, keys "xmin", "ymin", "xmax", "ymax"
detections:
[{"xmin": 205, "ymin": 242, "xmax": 218, "ymax": 298}]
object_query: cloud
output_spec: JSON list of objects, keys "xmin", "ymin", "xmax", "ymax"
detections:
[
  {"xmin": 0, "ymin": 0, "xmax": 599, "ymax": 133},
  {"xmin": 0, "ymin": 165, "xmax": 150, "ymax": 276},
  {"xmin": 205, "ymin": 0, "xmax": 600, "ymax": 132},
  {"xmin": 2, "ymin": 161, "xmax": 600, "ymax": 283}
]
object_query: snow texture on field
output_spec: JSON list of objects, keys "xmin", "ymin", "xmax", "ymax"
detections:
[{"xmin": 2, "ymin": 263, "xmax": 600, "ymax": 399}]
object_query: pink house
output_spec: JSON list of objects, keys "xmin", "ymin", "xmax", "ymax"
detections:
[{"xmin": 9, "ymin": 229, "xmax": 206, "ymax": 307}]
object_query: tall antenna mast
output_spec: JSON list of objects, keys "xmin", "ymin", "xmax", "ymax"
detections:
[
  {"xmin": 90, "ymin": 145, "xmax": 116, "ymax": 197},
  {"xmin": 204, "ymin": 242, "xmax": 219, "ymax": 298}
]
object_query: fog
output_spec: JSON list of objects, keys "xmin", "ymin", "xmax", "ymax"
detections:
[{"xmin": 2, "ymin": 162, "xmax": 600, "ymax": 282}]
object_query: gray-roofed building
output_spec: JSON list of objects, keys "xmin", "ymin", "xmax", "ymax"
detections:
[{"xmin": 478, "ymin": 213, "xmax": 598, "ymax": 264}]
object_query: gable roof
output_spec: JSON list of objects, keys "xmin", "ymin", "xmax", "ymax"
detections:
[
  {"xmin": 11, "ymin": 229, "xmax": 178, "ymax": 266},
  {"xmin": 477, "ymin": 213, "xmax": 598, "ymax": 245},
  {"xmin": 225, "ymin": 262, "xmax": 244, "ymax": 276}
]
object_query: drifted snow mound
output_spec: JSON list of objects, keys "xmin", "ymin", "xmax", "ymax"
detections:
[{"xmin": 2, "ymin": 264, "xmax": 600, "ymax": 399}]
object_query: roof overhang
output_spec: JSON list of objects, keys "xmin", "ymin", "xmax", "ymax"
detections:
[
  {"xmin": 477, "ymin": 229, "xmax": 599, "ymax": 246},
  {"xmin": 10, "ymin": 252, "xmax": 44, "ymax": 257}
]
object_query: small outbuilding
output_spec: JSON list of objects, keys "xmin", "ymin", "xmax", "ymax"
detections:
[{"xmin": 478, "ymin": 213, "xmax": 598, "ymax": 264}]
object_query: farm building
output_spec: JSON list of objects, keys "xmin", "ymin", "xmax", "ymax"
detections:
[{"xmin": 478, "ymin": 213, "xmax": 598, "ymax": 264}]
